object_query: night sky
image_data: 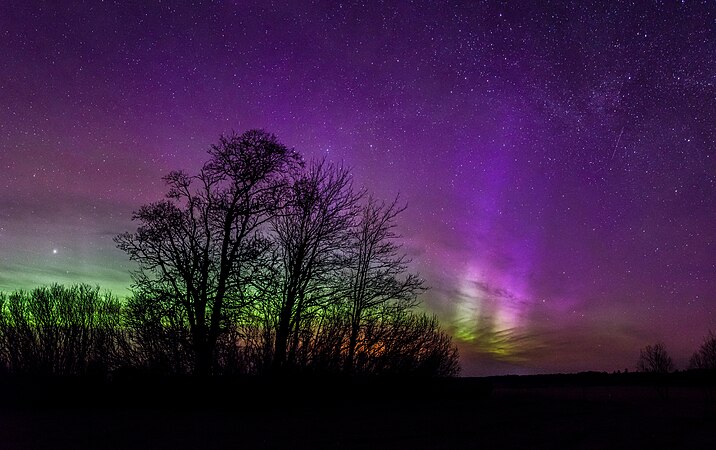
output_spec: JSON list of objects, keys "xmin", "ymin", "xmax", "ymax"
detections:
[{"xmin": 1, "ymin": 1, "xmax": 715, "ymax": 376}]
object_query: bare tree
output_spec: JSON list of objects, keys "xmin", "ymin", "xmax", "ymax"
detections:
[
  {"xmin": 115, "ymin": 130, "xmax": 300, "ymax": 375},
  {"xmin": 343, "ymin": 196, "xmax": 425, "ymax": 373},
  {"xmin": 268, "ymin": 159, "xmax": 360, "ymax": 371},
  {"xmin": 637, "ymin": 342, "xmax": 674, "ymax": 373},
  {"xmin": 689, "ymin": 331, "xmax": 716, "ymax": 370}
]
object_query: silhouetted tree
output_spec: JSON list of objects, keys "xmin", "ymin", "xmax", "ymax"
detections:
[
  {"xmin": 689, "ymin": 331, "xmax": 716, "ymax": 370},
  {"xmin": 115, "ymin": 130, "xmax": 301, "ymax": 375},
  {"xmin": 342, "ymin": 196, "xmax": 425, "ymax": 373},
  {"xmin": 637, "ymin": 342, "xmax": 674, "ymax": 373},
  {"xmin": 268, "ymin": 160, "xmax": 360, "ymax": 371}
]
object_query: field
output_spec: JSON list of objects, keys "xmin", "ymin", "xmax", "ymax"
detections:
[{"xmin": 1, "ymin": 373, "xmax": 715, "ymax": 449}]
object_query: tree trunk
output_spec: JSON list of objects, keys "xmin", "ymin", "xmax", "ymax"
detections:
[
  {"xmin": 346, "ymin": 305, "xmax": 361, "ymax": 373},
  {"xmin": 193, "ymin": 326, "xmax": 211, "ymax": 376},
  {"xmin": 273, "ymin": 306, "xmax": 293, "ymax": 372},
  {"xmin": 346, "ymin": 325, "xmax": 359, "ymax": 374}
]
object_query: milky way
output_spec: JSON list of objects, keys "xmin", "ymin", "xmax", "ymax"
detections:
[{"xmin": 1, "ymin": 1, "xmax": 714, "ymax": 375}]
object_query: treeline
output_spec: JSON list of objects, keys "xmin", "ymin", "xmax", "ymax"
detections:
[
  {"xmin": 0, "ymin": 284, "xmax": 457, "ymax": 377},
  {"xmin": 637, "ymin": 335, "xmax": 716, "ymax": 374},
  {"xmin": 0, "ymin": 130, "xmax": 460, "ymax": 377},
  {"xmin": 0, "ymin": 285, "xmax": 125, "ymax": 376}
]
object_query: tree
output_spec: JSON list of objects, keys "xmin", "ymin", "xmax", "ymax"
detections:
[
  {"xmin": 267, "ymin": 159, "xmax": 360, "ymax": 371},
  {"xmin": 342, "ymin": 196, "xmax": 425, "ymax": 373},
  {"xmin": 637, "ymin": 342, "xmax": 674, "ymax": 373},
  {"xmin": 689, "ymin": 331, "xmax": 716, "ymax": 370},
  {"xmin": 115, "ymin": 130, "xmax": 301, "ymax": 375}
]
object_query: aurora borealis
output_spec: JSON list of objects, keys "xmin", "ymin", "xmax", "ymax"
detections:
[{"xmin": 1, "ymin": 1, "xmax": 714, "ymax": 376}]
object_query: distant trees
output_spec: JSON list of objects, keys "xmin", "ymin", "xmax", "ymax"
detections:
[
  {"xmin": 631, "ymin": 334, "xmax": 716, "ymax": 374},
  {"xmin": 637, "ymin": 342, "xmax": 674, "ymax": 374},
  {"xmin": 689, "ymin": 332, "xmax": 716, "ymax": 370},
  {"xmin": 0, "ymin": 284, "xmax": 125, "ymax": 375},
  {"xmin": 353, "ymin": 309, "xmax": 460, "ymax": 376}
]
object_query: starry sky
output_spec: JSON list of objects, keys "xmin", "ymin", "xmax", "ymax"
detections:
[{"xmin": 1, "ymin": 1, "xmax": 715, "ymax": 376}]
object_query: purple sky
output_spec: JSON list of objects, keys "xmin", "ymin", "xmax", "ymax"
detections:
[{"xmin": 1, "ymin": 1, "xmax": 715, "ymax": 375}]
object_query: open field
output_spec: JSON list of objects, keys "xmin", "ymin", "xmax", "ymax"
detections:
[{"xmin": 1, "ymin": 374, "xmax": 716, "ymax": 449}]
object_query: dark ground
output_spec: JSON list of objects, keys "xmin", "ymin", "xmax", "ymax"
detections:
[{"xmin": 1, "ymin": 372, "xmax": 716, "ymax": 449}]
